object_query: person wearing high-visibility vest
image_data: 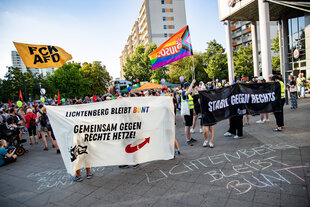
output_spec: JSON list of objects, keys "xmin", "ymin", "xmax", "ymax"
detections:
[
  {"xmin": 182, "ymin": 80, "xmax": 196, "ymax": 146},
  {"xmin": 272, "ymin": 75, "xmax": 286, "ymax": 131}
]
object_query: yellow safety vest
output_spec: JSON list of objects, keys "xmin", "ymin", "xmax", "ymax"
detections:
[
  {"xmin": 181, "ymin": 93, "xmax": 194, "ymax": 109},
  {"xmin": 279, "ymin": 81, "xmax": 285, "ymax": 99},
  {"xmin": 188, "ymin": 94, "xmax": 194, "ymax": 109}
]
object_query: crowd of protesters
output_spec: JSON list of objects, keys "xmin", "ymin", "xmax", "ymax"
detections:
[{"xmin": 0, "ymin": 73, "xmax": 307, "ymax": 182}]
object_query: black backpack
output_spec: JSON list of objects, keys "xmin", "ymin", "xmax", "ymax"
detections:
[
  {"xmin": 39, "ymin": 111, "xmax": 48, "ymax": 127},
  {"xmin": 29, "ymin": 114, "xmax": 36, "ymax": 128}
]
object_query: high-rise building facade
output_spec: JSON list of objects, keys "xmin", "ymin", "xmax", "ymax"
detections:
[
  {"xmin": 11, "ymin": 50, "xmax": 57, "ymax": 76},
  {"xmin": 120, "ymin": 0, "xmax": 187, "ymax": 79},
  {"xmin": 230, "ymin": 21, "xmax": 278, "ymax": 51}
]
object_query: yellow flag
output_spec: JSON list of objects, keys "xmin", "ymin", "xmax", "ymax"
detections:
[{"xmin": 13, "ymin": 42, "xmax": 72, "ymax": 68}]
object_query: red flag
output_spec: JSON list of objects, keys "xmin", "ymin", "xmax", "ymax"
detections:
[
  {"xmin": 19, "ymin": 90, "xmax": 24, "ymax": 102},
  {"xmin": 8, "ymin": 99, "xmax": 13, "ymax": 106},
  {"xmin": 34, "ymin": 100, "xmax": 37, "ymax": 106},
  {"xmin": 57, "ymin": 90, "xmax": 61, "ymax": 104},
  {"xmin": 93, "ymin": 95, "xmax": 97, "ymax": 102}
]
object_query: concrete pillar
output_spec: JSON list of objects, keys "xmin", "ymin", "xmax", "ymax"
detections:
[
  {"xmin": 278, "ymin": 21, "xmax": 285, "ymax": 82},
  {"xmin": 251, "ymin": 21, "xmax": 259, "ymax": 77},
  {"xmin": 282, "ymin": 18, "xmax": 289, "ymax": 80},
  {"xmin": 305, "ymin": 14, "xmax": 310, "ymax": 79},
  {"xmin": 258, "ymin": 0, "xmax": 272, "ymax": 81},
  {"xmin": 225, "ymin": 20, "xmax": 234, "ymax": 83}
]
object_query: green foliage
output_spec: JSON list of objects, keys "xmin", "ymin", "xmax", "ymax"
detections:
[
  {"xmin": 271, "ymin": 33, "xmax": 280, "ymax": 53},
  {"xmin": 203, "ymin": 40, "xmax": 228, "ymax": 81},
  {"xmin": 48, "ymin": 62, "xmax": 90, "ymax": 98},
  {"xmin": 271, "ymin": 33, "xmax": 280, "ymax": 71},
  {"xmin": 80, "ymin": 61, "xmax": 111, "ymax": 95},
  {"xmin": 123, "ymin": 43, "xmax": 170, "ymax": 83},
  {"xmin": 233, "ymin": 46, "xmax": 253, "ymax": 77},
  {"xmin": 168, "ymin": 53, "xmax": 208, "ymax": 83}
]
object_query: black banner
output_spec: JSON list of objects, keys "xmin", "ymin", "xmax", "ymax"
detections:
[{"xmin": 198, "ymin": 83, "xmax": 281, "ymax": 125}]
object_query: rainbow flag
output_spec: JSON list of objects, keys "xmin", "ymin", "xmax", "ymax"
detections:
[{"xmin": 149, "ymin": 25, "xmax": 193, "ymax": 70}]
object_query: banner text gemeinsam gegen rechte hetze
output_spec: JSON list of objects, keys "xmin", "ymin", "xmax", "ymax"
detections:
[
  {"xmin": 46, "ymin": 96, "xmax": 175, "ymax": 175},
  {"xmin": 199, "ymin": 83, "xmax": 282, "ymax": 125}
]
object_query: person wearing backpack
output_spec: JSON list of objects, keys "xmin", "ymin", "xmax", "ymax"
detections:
[
  {"xmin": 37, "ymin": 105, "xmax": 60, "ymax": 153},
  {"xmin": 25, "ymin": 108, "xmax": 38, "ymax": 145}
]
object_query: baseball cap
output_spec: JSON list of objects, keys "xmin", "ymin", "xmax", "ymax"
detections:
[
  {"xmin": 183, "ymin": 82, "xmax": 190, "ymax": 89},
  {"xmin": 241, "ymin": 77, "xmax": 247, "ymax": 80},
  {"xmin": 258, "ymin": 76, "xmax": 264, "ymax": 81}
]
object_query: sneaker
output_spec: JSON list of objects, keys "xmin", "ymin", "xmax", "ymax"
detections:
[
  {"xmin": 118, "ymin": 165, "xmax": 129, "ymax": 169},
  {"xmin": 56, "ymin": 149, "xmax": 61, "ymax": 154},
  {"xmin": 208, "ymin": 142, "xmax": 214, "ymax": 148},
  {"xmin": 256, "ymin": 120, "xmax": 264, "ymax": 124},
  {"xmin": 190, "ymin": 128, "xmax": 195, "ymax": 133},
  {"xmin": 43, "ymin": 148, "xmax": 49, "ymax": 151},
  {"xmin": 199, "ymin": 128, "xmax": 203, "ymax": 133},
  {"xmin": 224, "ymin": 132, "xmax": 232, "ymax": 137},
  {"xmin": 133, "ymin": 164, "xmax": 140, "ymax": 169},
  {"xmin": 263, "ymin": 119, "xmax": 270, "ymax": 122},
  {"xmin": 186, "ymin": 141, "xmax": 193, "ymax": 146},
  {"xmin": 190, "ymin": 138, "xmax": 197, "ymax": 142},
  {"xmin": 72, "ymin": 176, "xmax": 83, "ymax": 182},
  {"xmin": 86, "ymin": 173, "xmax": 93, "ymax": 179},
  {"xmin": 233, "ymin": 135, "xmax": 239, "ymax": 139},
  {"xmin": 203, "ymin": 140, "xmax": 208, "ymax": 147}
]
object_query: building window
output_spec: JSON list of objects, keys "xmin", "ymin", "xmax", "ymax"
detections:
[
  {"xmin": 163, "ymin": 17, "xmax": 166, "ymax": 21},
  {"xmin": 166, "ymin": 8, "xmax": 173, "ymax": 12},
  {"xmin": 161, "ymin": 0, "xmax": 165, "ymax": 4},
  {"xmin": 164, "ymin": 33, "xmax": 168, "ymax": 37},
  {"xmin": 167, "ymin": 16, "xmax": 174, "ymax": 21},
  {"xmin": 166, "ymin": 0, "xmax": 172, "ymax": 4},
  {"xmin": 163, "ymin": 25, "xmax": 167, "ymax": 29},
  {"xmin": 168, "ymin": 25, "xmax": 175, "ymax": 29},
  {"xmin": 162, "ymin": 8, "xmax": 166, "ymax": 13},
  {"xmin": 169, "ymin": 33, "xmax": 174, "ymax": 37}
]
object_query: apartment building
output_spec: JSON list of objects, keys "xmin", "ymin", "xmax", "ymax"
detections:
[
  {"xmin": 11, "ymin": 51, "xmax": 57, "ymax": 76},
  {"xmin": 230, "ymin": 21, "xmax": 278, "ymax": 51},
  {"xmin": 120, "ymin": 0, "xmax": 187, "ymax": 79}
]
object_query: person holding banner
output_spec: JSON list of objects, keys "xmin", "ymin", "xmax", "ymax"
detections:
[
  {"xmin": 273, "ymin": 75, "xmax": 286, "ymax": 131},
  {"xmin": 182, "ymin": 80, "xmax": 196, "ymax": 146},
  {"xmin": 72, "ymin": 168, "xmax": 93, "ymax": 182}
]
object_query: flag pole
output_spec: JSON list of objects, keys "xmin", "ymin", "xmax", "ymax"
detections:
[{"xmin": 191, "ymin": 55, "xmax": 195, "ymax": 80}]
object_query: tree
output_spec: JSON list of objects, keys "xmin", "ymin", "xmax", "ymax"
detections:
[
  {"xmin": 123, "ymin": 43, "xmax": 169, "ymax": 83},
  {"xmin": 271, "ymin": 33, "xmax": 280, "ymax": 71},
  {"xmin": 233, "ymin": 46, "xmax": 254, "ymax": 77},
  {"xmin": 168, "ymin": 53, "xmax": 208, "ymax": 83},
  {"xmin": 80, "ymin": 61, "xmax": 111, "ymax": 95},
  {"xmin": 48, "ymin": 62, "xmax": 90, "ymax": 98},
  {"xmin": 203, "ymin": 40, "xmax": 228, "ymax": 81}
]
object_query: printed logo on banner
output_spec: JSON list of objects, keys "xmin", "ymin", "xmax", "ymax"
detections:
[
  {"xmin": 70, "ymin": 145, "xmax": 88, "ymax": 162},
  {"xmin": 125, "ymin": 137, "xmax": 150, "ymax": 153},
  {"xmin": 228, "ymin": 0, "xmax": 236, "ymax": 7}
]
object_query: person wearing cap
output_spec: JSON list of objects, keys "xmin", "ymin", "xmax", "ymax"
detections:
[
  {"xmin": 272, "ymin": 75, "xmax": 285, "ymax": 131},
  {"xmin": 182, "ymin": 79, "xmax": 196, "ymax": 146},
  {"xmin": 25, "ymin": 108, "xmax": 38, "ymax": 145}
]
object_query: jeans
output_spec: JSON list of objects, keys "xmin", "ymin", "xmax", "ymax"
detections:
[{"xmin": 298, "ymin": 86, "xmax": 305, "ymax": 97}]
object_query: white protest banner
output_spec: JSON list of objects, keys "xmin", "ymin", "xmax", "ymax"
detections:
[{"xmin": 46, "ymin": 96, "xmax": 175, "ymax": 175}]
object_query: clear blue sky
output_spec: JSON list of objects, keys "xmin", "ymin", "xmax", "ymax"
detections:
[{"xmin": 0, "ymin": 0, "xmax": 226, "ymax": 79}]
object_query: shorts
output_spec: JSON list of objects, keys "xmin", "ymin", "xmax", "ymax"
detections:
[
  {"xmin": 28, "ymin": 126, "xmax": 37, "ymax": 136},
  {"xmin": 184, "ymin": 109, "xmax": 194, "ymax": 126},
  {"xmin": 201, "ymin": 114, "xmax": 216, "ymax": 126},
  {"xmin": 40, "ymin": 126, "xmax": 50, "ymax": 132}
]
